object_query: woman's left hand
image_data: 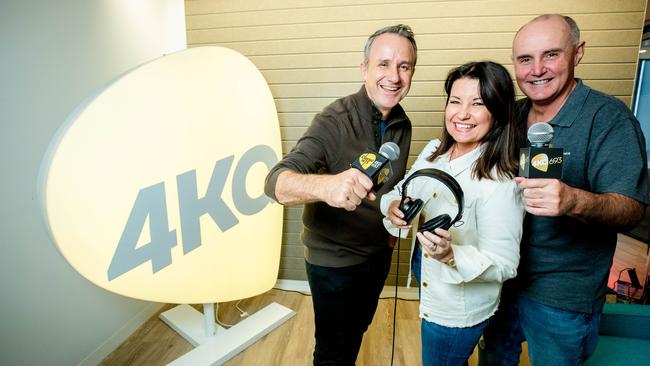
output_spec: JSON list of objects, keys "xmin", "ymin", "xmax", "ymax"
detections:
[{"xmin": 417, "ymin": 228, "xmax": 453, "ymax": 261}]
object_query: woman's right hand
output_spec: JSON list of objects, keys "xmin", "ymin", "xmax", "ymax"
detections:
[{"xmin": 387, "ymin": 199, "xmax": 411, "ymax": 229}]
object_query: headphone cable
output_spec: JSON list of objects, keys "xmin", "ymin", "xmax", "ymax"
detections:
[{"xmin": 390, "ymin": 228, "xmax": 402, "ymax": 366}]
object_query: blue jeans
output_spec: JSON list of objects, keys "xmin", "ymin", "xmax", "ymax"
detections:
[
  {"xmin": 482, "ymin": 291, "xmax": 600, "ymax": 366},
  {"xmin": 421, "ymin": 317, "xmax": 489, "ymax": 366}
]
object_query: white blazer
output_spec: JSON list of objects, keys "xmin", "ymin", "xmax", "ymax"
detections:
[{"xmin": 381, "ymin": 139, "xmax": 525, "ymax": 327}]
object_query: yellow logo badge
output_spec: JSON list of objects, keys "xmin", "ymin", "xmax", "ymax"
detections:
[
  {"xmin": 531, "ymin": 153, "xmax": 549, "ymax": 172},
  {"xmin": 359, "ymin": 153, "xmax": 377, "ymax": 169}
]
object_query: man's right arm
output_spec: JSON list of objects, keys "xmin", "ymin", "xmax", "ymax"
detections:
[
  {"xmin": 274, "ymin": 169, "xmax": 375, "ymax": 211},
  {"xmin": 514, "ymin": 177, "xmax": 646, "ymax": 231},
  {"xmin": 264, "ymin": 108, "xmax": 376, "ymax": 211}
]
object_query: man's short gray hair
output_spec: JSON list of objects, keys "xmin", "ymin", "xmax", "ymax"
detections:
[
  {"xmin": 363, "ymin": 24, "xmax": 417, "ymax": 66},
  {"xmin": 562, "ymin": 15, "xmax": 581, "ymax": 47}
]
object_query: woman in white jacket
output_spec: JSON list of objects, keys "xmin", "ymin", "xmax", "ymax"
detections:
[{"xmin": 381, "ymin": 61, "xmax": 525, "ymax": 366}]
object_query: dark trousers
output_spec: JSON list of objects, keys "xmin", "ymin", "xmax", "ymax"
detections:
[{"xmin": 305, "ymin": 249, "xmax": 392, "ymax": 366}]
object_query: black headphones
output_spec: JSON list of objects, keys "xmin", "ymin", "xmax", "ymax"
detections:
[{"xmin": 398, "ymin": 168, "xmax": 464, "ymax": 232}]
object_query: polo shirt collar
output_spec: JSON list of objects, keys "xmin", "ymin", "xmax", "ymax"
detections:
[{"xmin": 548, "ymin": 78, "xmax": 589, "ymax": 128}]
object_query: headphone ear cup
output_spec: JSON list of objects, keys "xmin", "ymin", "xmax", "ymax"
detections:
[
  {"xmin": 418, "ymin": 214, "xmax": 452, "ymax": 233},
  {"xmin": 400, "ymin": 197, "xmax": 423, "ymax": 224}
]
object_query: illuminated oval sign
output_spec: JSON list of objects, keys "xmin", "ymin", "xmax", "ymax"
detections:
[{"xmin": 38, "ymin": 47, "xmax": 283, "ymax": 304}]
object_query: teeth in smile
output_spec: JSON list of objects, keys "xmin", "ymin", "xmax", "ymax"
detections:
[
  {"xmin": 455, "ymin": 123, "xmax": 474, "ymax": 129},
  {"xmin": 532, "ymin": 80, "xmax": 549, "ymax": 85},
  {"xmin": 381, "ymin": 85, "xmax": 399, "ymax": 91}
]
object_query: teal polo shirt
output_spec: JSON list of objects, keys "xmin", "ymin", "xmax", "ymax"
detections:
[{"xmin": 515, "ymin": 79, "xmax": 649, "ymax": 313}]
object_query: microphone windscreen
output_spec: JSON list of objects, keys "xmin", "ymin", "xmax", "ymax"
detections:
[
  {"xmin": 379, "ymin": 142, "xmax": 400, "ymax": 161},
  {"xmin": 527, "ymin": 122, "xmax": 554, "ymax": 145}
]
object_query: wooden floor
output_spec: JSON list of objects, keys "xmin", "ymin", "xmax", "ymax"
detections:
[
  {"xmin": 100, "ymin": 290, "xmax": 532, "ymax": 366},
  {"xmin": 101, "ymin": 290, "xmax": 424, "ymax": 366},
  {"xmin": 101, "ymin": 234, "xmax": 648, "ymax": 366}
]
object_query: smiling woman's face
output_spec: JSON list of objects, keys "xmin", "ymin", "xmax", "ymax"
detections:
[{"xmin": 445, "ymin": 77, "xmax": 493, "ymax": 155}]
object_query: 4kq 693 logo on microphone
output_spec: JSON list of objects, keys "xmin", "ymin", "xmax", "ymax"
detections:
[
  {"xmin": 358, "ymin": 152, "xmax": 380, "ymax": 169},
  {"xmin": 356, "ymin": 152, "xmax": 390, "ymax": 185},
  {"xmin": 519, "ymin": 121, "xmax": 563, "ymax": 179},
  {"xmin": 351, "ymin": 142, "xmax": 400, "ymax": 191},
  {"xmin": 351, "ymin": 148, "xmax": 393, "ymax": 191},
  {"xmin": 519, "ymin": 147, "xmax": 563, "ymax": 179}
]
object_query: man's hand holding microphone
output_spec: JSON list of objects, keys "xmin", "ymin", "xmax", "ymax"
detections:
[
  {"xmin": 321, "ymin": 169, "xmax": 376, "ymax": 211},
  {"xmin": 517, "ymin": 121, "xmax": 570, "ymax": 217},
  {"xmin": 276, "ymin": 142, "xmax": 400, "ymax": 211},
  {"xmin": 329, "ymin": 141, "xmax": 400, "ymax": 211}
]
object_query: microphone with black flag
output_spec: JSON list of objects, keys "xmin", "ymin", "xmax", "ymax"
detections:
[
  {"xmin": 519, "ymin": 122, "xmax": 563, "ymax": 179},
  {"xmin": 351, "ymin": 142, "xmax": 400, "ymax": 191}
]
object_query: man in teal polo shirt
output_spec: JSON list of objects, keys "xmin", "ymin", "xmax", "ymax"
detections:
[{"xmin": 483, "ymin": 14, "xmax": 649, "ymax": 365}]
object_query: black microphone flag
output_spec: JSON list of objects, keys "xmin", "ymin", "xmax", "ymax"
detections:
[
  {"xmin": 519, "ymin": 122, "xmax": 563, "ymax": 179},
  {"xmin": 351, "ymin": 142, "xmax": 400, "ymax": 191}
]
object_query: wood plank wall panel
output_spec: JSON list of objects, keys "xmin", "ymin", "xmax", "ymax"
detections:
[{"xmin": 186, "ymin": 0, "xmax": 647, "ymax": 284}]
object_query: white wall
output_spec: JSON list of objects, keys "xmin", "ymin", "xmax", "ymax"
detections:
[{"xmin": 0, "ymin": 1, "xmax": 186, "ymax": 365}]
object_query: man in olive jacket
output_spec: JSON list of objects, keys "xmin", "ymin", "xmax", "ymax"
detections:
[{"xmin": 264, "ymin": 24, "xmax": 417, "ymax": 365}]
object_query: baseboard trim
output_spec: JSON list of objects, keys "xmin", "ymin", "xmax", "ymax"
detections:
[
  {"xmin": 77, "ymin": 302, "xmax": 165, "ymax": 366},
  {"xmin": 274, "ymin": 279, "xmax": 419, "ymax": 301},
  {"xmin": 274, "ymin": 279, "xmax": 310, "ymax": 293}
]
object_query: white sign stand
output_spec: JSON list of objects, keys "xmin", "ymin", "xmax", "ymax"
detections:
[{"xmin": 160, "ymin": 302, "xmax": 295, "ymax": 365}]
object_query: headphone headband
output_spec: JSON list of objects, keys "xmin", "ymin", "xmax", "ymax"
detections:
[{"xmin": 400, "ymin": 168, "xmax": 464, "ymax": 226}]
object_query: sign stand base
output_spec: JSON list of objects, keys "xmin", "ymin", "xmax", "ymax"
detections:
[{"xmin": 160, "ymin": 302, "xmax": 295, "ymax": 365}]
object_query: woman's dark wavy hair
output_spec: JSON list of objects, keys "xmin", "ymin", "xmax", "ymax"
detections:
[{"xmin": 427, "ymin": 61, "xmax": 519, "ymax": 180}]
